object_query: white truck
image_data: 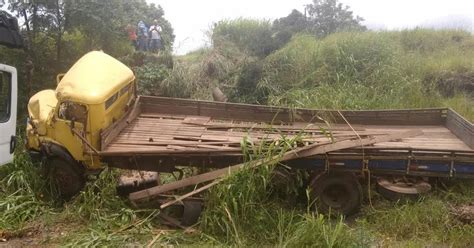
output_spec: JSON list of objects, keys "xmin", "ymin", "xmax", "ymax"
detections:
[{"xmin": 0, "ymin": 10, "xmax": 23, "ymax": 165}]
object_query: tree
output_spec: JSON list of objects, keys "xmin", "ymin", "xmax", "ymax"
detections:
[
  {"xmin": 273, "ymin": 9, "xmax": 308, "ymax": 34},
  {"xmin": 305, "ymin": 0, "xmax": 366, "ymax": 37},
  {"xmin": 5, "ymin": 0, "xmax": 71, "ymax": 96},
  {"xmin": 3, "ymin": 0, "xmax": 175, "ymax": 98},
  {"xmin": 272, "ymin": 9, "xmax": 309, "ymax": 48},
  {"xmin": 64, "ymin": 0, "xmax": 174, "ymax": 54}
]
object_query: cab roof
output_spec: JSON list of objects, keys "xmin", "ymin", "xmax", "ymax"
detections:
[{"xmin": 56, "ymin": 51, "xmax": 135, "ymax": 105}]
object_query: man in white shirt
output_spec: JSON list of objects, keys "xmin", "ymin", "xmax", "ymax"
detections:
[{"xmin": 149, "ymin": 19, "xmax": 163, "ymax": 52}]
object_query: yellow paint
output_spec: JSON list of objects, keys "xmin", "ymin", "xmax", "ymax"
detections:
[
  {"xmin": 27, "ymin": 51, "xmax": 136, "ymax": 170},
  {"xmin": 56, "ymin": 51, "xmax": 135, "ymax": 104},
  {"xmin": 27, "ymin": 90, "xmax": 57, "ymax": 135}
]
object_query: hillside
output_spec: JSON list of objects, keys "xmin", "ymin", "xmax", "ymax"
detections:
[{"xmin": 143, "ymin": 26, "xmax": 474, "ymax": 121}]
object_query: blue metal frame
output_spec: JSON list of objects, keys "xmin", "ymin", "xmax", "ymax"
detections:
[{"xmin": 287, "ymin": 158, "xmax": 474, "ymax": 178}]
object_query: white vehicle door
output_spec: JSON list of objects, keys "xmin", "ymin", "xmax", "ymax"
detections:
[{"xmin": 0, "ymin": 64, "xmax": 17, "ymax": 166}]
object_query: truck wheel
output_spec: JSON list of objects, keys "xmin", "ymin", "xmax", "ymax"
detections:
[
  {"xmin": 47, "ymin": 158, "xmax": 85, "ymax": 200},
  {"xmin": 161, "ymin": 200, "xmax": 203, "ymax": 227},
  {"xmin": 309, "ymin": 172, "xmax": 362, "ymax": 216},
  {"xmin": 180, "ymin": 200, "xmax": 203, "ymax": 227},
  {"xmin": 376, "ymin": 177, "xmax": 431, "ymax": 201}
]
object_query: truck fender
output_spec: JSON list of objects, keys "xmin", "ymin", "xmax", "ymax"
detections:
[{"xmin": 40, "ymin": 142, "xmax": 84, "ymax": 173}]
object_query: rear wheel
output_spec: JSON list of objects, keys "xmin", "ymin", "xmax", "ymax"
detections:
[
  {"xmin": 161, "ymin": 200, "xmax": 203, "ymax": 227},
  {"xmin": 376, "ymin": 176, "xmax": 431, "ymax": 201},
  {"xmin": 180, "ymin": 200, "xmax": 203, "ymax": 227},
  {"xmin": 47, "ymin": 157, "xmax": 85, "ymax": 200},
  {"xmin": 309, "ymin": 172, "xmax": 362, "ymax": 216}
]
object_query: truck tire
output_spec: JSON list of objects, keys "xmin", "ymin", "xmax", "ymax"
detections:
[
  {"xmin": 309, "ymin": 172, "xmax": 362, "ymax": 216},
  {"xmin": 180, "ymin": 200, "xmax": 203, "ymax": 227},
  {"xmin": 376, "ymin": 177, "xmax": 431, "ymax": 201},
  {"xmin": 47, "ymin": 157, "xmax": 85, "ymax": 200}
]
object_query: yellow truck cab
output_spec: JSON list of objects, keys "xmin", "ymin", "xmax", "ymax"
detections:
[{"xmin": 27, "ymin": 51, "xmax": 136, "ymax": 198}]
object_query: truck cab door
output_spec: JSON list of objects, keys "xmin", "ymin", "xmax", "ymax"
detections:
[{"xmin": 0, "ymin": 65, "xmax": 17, "ymax": 166}]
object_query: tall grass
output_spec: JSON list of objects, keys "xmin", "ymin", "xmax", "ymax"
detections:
[
  {"xmin": 200, "ymin": 133, "xmax": 366, "ymax": 246},
  {"xmin": 58, "ymin": 168, "xmax": 160, "ymax": 246},
  {"xmin": 257, "ymin": 30, "xmax": 474, "ymax": 120},
  {"xmin": 0, "ymin": 141, "xmax": 56, "ymax": 232}
]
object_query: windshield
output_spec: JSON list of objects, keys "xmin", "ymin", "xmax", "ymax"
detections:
[{"xmin": 58, "ymin": 101, "xmax": 87, "ymax": 123}]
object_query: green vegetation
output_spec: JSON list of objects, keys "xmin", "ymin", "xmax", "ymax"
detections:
[
  {"xmin": 1, "ymin": 0, "xmax": 473, "ymax": 246},
  {"xmin": 1, "ymin": 0, "xmax": 175, "ymax": 115},
  {"xmin": 164, "ymin": 28, "xmax": 474, "ymax": 122}
]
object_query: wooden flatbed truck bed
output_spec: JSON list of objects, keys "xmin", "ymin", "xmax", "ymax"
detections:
[
  {"xmin": 100, "ymin": 96, "xmax": 474, "ymax": 178},
  {"xmin": 97, "ymin": 96, "xmax": 473, "ymax": 215}
]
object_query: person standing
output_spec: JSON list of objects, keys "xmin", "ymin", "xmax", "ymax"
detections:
[
  {"xmin": 137, "ymin": 20, "xmax": 148, "ymax": 51},
  {"xmin": 148, "ymin": 19, "xmax": 163, "ymax": 52},
  {"xmin": 126, "ymin": 24, "xmax": 138, "ymax": 50}
]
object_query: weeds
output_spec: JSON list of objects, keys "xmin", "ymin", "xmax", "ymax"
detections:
[
  {"xmin": 360, "ymin": 196, "xmax": 474, "ymax": 247},
  {"xmin": 200, "ymin": 132, "xmax": 364, "ymax": 246},
  {"xmin": 58, "ymin": 168, "xmax": 160, "ymax": 246},
  {"xmin": 0, "ymin": 146, "xmax": 55, "ymax": 231}
]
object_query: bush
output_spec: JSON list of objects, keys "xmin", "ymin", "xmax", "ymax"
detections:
[
  {"xmin": 164, "ymin": 41, "xmax": 255, "ymax": 100},
  {"xmin": 134, "ymin": 64, "xmax": 170, "ymax": 96},
  {"xmin": 231, "ymin": 61, "xmax": 267, "ymax": 103}
]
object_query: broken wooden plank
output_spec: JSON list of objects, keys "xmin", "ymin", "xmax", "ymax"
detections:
[{"xmin": 295, "ymin": 129, "xmax": 423, "ymax": 158}]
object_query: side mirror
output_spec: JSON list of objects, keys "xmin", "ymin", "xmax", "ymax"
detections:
[{"xmin": 56, "ymin": 73, "xmax": 65, "ymax": 85}]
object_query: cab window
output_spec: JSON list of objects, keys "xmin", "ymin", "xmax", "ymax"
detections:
[
  {"xmin": 58, "ymin": 101, "xmax": 87, "ymax": 123},
  {"xmin": 105, "ymin": 82, "xmax": 133, "ymax": 110},
  {"xmin": 120, "ymin": 83, "xmax": 131, "ymax": 96},
  {"xmin": 105, "ymin": 92, "xmax": 118, "ymax": 109},
  {"xmin": 0, "ymin": 71, "xmax": 11, "ymax": 123}
]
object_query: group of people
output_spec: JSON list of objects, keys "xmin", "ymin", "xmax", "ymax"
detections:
[{"xmin": 127, "ymin": 20, "xmax": 163, "ymax": 52}]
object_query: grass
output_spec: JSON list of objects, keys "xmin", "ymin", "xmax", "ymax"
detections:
[
  {"xmin": 260, "ymin": 31, "xmax": 474, "ymax": 121},
  {"xmin": 0, "ymin": 149, "xmax": 55, "ymax": 232},
  {"xmin": 358, "ymin": 182, "xmax": 474, "ymax": 248},
  {"xmin": 2, "ymin": 153, "xmax": 472, "ymax": 247}
]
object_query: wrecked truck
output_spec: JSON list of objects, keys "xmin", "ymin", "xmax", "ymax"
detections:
[{"xmin": 26, "ymin": 51, "xmax": 474, "ymax": 223}]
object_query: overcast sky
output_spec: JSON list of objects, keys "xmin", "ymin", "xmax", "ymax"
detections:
[{"xmin": 148, "ymin": 0, "xmax": 474, "ymax": 55}]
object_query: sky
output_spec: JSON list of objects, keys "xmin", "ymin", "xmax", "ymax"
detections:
[{"xmin": 148, "ymin": 0, "xmax": 474, "ymax": 55}]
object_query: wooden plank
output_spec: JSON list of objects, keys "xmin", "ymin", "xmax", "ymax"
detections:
[
  {"xmin": 183, "ymin": 116, "xmax": 211, "ymax": 125},
  {"xmin": 140, "ymin": 96, "xmax": 446, "ymax": 125},
  {"xmin": 446, "ymin": 108, "xmax": 474, "ymax": 149}
]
